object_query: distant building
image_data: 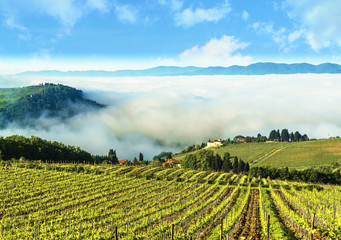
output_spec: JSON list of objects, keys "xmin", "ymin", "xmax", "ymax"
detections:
[
  {"xmin": 118, "ymin": 160, "xmax": 127, "ymax": 165},
  {"xmin": 234, "ymin": 135, "xmax": 245, "ymax": 142},
  {"xmin": 206, "ymin": 139, "xmax": 223, "ymax": 148},
  {"xmin": 162, "ymin": 159, "xmax": 181, "ymax": 167}
]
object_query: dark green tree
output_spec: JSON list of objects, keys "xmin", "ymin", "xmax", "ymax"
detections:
[
  {"xmin": 181, "ymin": 154, "xmax": 197, "ymax": 169},
  {"xmin": 290, "ymin": 132, "xmax": 294, "ymax": 142},
  {"xmin": 223, "ymin": 152, "xmax": 230, "ymax": 160},
  {"xmin": 108, "ymin": 149, "xmax": 118, "ymax": 164},
  {"xmin": 269, "ymin": 130, "xmax": 276, "ymax": 140},
  {"xmin": 276, "ymin": 130, "xmax": 281, "ymax": 141},
  {"xmin": 294, "ymin": 131, "xmax": 302, "ymax": 142},
  {"xmin": 238, "ymin": 159, "xmax": 245, "ymax": 173},
  {"xmin": 132, "ymin": 157, "xmax": 138, "ymax": 165},
  {"xmin": 139, "ymin": 152, "xmax": 143, "ymax": 161},
  {"xmin": 233, "ymin": 157, "xmax": 239, "ymax": 173},
  {"xmin": 222, "ymin": 158, "xmax": 232, "ymax": 172},
  {"xmin": 281, "ymin": 129, "xmax": 290, "ymax": 142},
  {"xmin": 245, "ymin": 162, "xmax": 250, "ymax": 172},
  {"xmin": 302, "ymin": 134, "xmax": 309, "ymax": 141},
  {"xmin": 216, "ymin": 154, "xmax": 223, "ymax": 171}
]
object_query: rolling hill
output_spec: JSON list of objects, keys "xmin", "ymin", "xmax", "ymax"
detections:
[
  {"xmin": 173, "ymin": 139, "xmax": 341, "ymax": 170},
  {"xmin": 0, "ymin": 83, "xmax": 104, "ymax": 127},
  {"xmin": 17, "ymin": 62, "xmax": 341, "ymax": 77}
]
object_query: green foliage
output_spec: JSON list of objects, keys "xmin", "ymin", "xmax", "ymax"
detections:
[
  {"xmin": 0, "ymin": 135, "xmax": 93, "ymax": 163},
  {"xmin": 132, "ymin": 157, "xmax": 139, "ymax": 165},
  {"xmin": 0, "ymin": 83, "xmax": 104, "ymax": 127},
  {"xmin": 250, "ymin": 166, "xmax": 341, "ymax": 184},
  {"xmin": 181, "ymin": 149, "xmax": 247, "ymax": 174},
  {"xmin": 152, "ymin": 151, "xmax": 172, "ymax": 160},
  {"xmin": 281, "ymin": 129, "xmax": 289, "ymax": 142},
  {"xmin": 108, "ymin": 149, "xmax": 118, "ymax": 164}
]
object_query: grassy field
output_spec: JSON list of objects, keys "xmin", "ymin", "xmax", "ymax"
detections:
[
  {"xmin": 255, "ymin": 138, "xmax": 341, "ymax": 169},
  {"xmin": 173, "ymin": 142, "xmax": 291, "ymax": 164},
  {"xmin": 174, "ymin": 139, "xmax": 341, "ymax": 169}
]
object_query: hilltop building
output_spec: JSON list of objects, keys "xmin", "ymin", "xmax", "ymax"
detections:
[{"xmin": 206, "ymin": 139, "xmax": 224, "ymax": 148}]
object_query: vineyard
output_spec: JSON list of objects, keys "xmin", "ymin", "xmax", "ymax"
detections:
[{"xmin": 0, "ymin": 162, "xmax": 340, "ymax": 239}]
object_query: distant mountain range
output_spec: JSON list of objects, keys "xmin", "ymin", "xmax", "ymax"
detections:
[{"xmin": 17, "ymin": 62, "xmax": 341, "ymax": 77}]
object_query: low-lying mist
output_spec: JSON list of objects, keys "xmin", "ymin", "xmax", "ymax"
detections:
[{"xmin": 1, "ymin": 74, "xmax": 341, "ymax": 159}]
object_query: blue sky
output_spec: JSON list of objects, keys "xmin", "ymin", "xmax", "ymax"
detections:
[{"xmin": 1, "ymin": 0, "xmax": 341, "ymax": 73}]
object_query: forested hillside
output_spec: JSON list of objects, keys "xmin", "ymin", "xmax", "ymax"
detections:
[
  {"xmin": 0, "ymin": 83, "xmax": 104, "ymax": 127},
  {"xmin": 0, "ymin": 135, "xmax": 93, "ymax": 163}
]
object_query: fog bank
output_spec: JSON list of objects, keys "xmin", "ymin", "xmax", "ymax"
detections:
[{"xmin": 1, "ymin": 74, "xmax": 341, "ymax": 159}]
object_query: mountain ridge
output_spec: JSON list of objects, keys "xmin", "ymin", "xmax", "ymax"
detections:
[{"xmin": 17, "ymin": 62, "xmax": 341, "ymax": 77}]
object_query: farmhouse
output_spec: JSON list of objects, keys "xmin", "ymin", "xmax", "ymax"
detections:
[
  {"xmin": 162, "ymin": 159, "xmax": 181, "ymax": 167},
  {"xmin": 118, "ymin": 160, "xmax": 127, "ymax": 165},
  {"xmin": 206, "ymin": 138, "xmax": 224, "ymax": 148}
]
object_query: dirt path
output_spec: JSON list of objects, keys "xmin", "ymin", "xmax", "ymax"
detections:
[
  {"xmin": 231, "ymin": 189, "xmax": 262, "ymax": 240},
  {"xmin": 258, "ymin": 148, "xmax": 283, "ymax": 164}
]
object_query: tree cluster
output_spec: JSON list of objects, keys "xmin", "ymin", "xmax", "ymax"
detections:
[
  {"xmin": 268, "ymin": 129, "xmax": 309, "ymax": 142},
  {"xmin": 180, "ymin": 143, "xmax": 206, "ymax": 154},
  {"xmin": 0, "ymin": 135, "xmax": 93, "ymax": 163},
  {"xmin": 153, "ymin": 151, "xmax": 172, "ymax": 160},
  {"xmin": 250, "ymin": 166, "xmax": 341, "ymax": 185},
  {"xmin": 181, "ymin": 150, "xmax": 249, "ymax": 173}
]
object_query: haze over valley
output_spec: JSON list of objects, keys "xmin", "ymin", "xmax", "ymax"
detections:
[{"xmin": 1, "ymin": 72, "xmax": 341, "ymax": 159}]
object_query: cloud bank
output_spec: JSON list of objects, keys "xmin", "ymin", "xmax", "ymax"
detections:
[
  {"xmin": 284, "ymin": 0, "xmax": 341, "ymax": 50},
  {"xmin": 179, "ymin": 35, "xmax": 251, "ymax": 67},
  {"xmin": 1, "ymin": 74, "xmax": 341, "ymax": 159}
]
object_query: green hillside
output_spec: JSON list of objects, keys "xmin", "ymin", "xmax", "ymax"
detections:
[
  {"xmin": 174, "ymin": 139, "xmax": 341, "ymax": 169},
  {"xmin": 0, "ymin": 83, "xmax": 104, "ymax": 127},
  {"xmin": 254, "ymin": 138, "xmax": 341, "ymax": 168},
  {"xmin": 174, "ymin": 142, "xmax": 291, "ymax": 164}
]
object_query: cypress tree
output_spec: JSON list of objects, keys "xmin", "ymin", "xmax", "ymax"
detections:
[
  {"xmin": 233, "ymin": 157, "xmax": 239, "ymax": 173},
  {"xmin": 245, "ymin": 162, "xmax": 250, "ymax": 172},
  {"xmin": 238, "ymin": 159, "xmax": 245, "ymax": 173},
  {"xmin": 222, "ymin": 158, "xmax": 231, "ymax": 172},
  {"xmin": 108, "ymin": 149, "xmax": 118, "ymax": 164},
  {"xmin": 281, "ymin": 129, "xmax": 289, "ymax": 142}
]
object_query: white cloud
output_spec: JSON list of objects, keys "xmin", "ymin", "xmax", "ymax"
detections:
[
  {"xmin": 4, "ymin": 15, "xmax": 30, "ymax": 40},
  {"xmin": 288, "ymin": 30, "xmax": 303, "ymax": 43},
  {"xmin": 158, "ymin": 0, "xmax": 183, "ymax": 11},
  {"xmin": 251, "ymin": 22, "xmax": 296, "ymax": 53},
  {"xmin": 242, "ymin": 10, "xmax": 249, "ymax": 21},
  {"xmin": 114, "ymin": 4, "xmax": 138, "ymax": 24},
  {"xmin": 174, "ymin": 0, "xmax": 231, "ymax": 27},
  {"xmin": 284, "ymin": 0, "xmax": 341, "ymax": 51},
  {"xmin": 5, "ymin": 15, "xmax": 27, "ymax": 31},
  {"xmin": 179, "ymin": 35, "xmax": 251, "ymax": 67},
  {"xmin": 86, "ymin": 0, "xmax": 111, "ymax": 13},
  {"xmin": 2, "ymin": 0, "xmax": 111, "ymax": 31},
  {"xmin": 30, "ymin": 0, "xmax": 84, "ymax": 27}
]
